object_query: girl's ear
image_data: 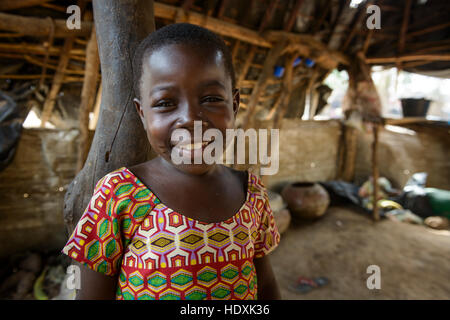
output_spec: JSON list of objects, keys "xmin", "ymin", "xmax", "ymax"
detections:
[
  {"xmin": 232, "ymin": 88, "xmax": 240, "ymax": 117},
  {"xmin": 133, "ymin": 98, "xmax": 147, "ymax": 129}
]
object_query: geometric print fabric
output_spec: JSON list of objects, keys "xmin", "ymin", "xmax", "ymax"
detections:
[{"xmin": 62, "ymin": 167, "xmax": 280, "ymax": 300}]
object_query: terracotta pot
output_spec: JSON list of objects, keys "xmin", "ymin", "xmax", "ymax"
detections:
[
  {"xmin": 273, "ymin": 208, "xmax": 291, "ymax": 234},
  {"xmin": 281, "ymin": 182, "xmax": 330, "ymax": 220},
  {"xmin": 268, "ymin": 190, "xmax": 291, "ymax": 234}
]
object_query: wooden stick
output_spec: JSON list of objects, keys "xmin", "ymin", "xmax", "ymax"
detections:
[
  {"xmin": 40, "ymin": 2, "xmax": 67, "ymax": 13},
  {"xmin": 237, "ymin": 45, "xmax": 257, "ymax": 87},
  {"xmin": 372, "ymin": 123, "xmax": 380, "ymax": 221},
  {"xmin": 154, "ymin": 2, "xmax": 272, "ymax": 47},
  {"xmin": 362, "ymin": 29, "xmax": 374, "ymax": 55},
  {"xmin": 284, "ymin": 0, "xmax": 304, "ymax": 32},
  {"xmin": 0, "ymin": 74, "xmax": 82, "ymax": 82},
  {"xmin": 0, "ymin": 12, "xmax": 92, "ymax": 38},
  {"xmin": 77, "ymin": 27, "xmax": 100, "ymax": 172},
  {"xmin": 342, "ymin": 1, "xmax": 374, "ymax": 51},
  {"xmin": 24, "ymin": 55, "xmax": 84, "ymax": 75},
  {"xmin": 366, "ymin": 54, "xmax": 450, "ymax": 64},
  {"xmin": 258, "ymin": 0, "xmax": 280, "ymax": 33},
  {"xmin": 0, "ymin": 0, "xmax": 52, "ymax": 11},
  {"xmin": 217, "ymin": 0, "xmax": 230, "ymax": 19},
  {"xmin": 241, "ymin": 40, "xmax": 287, "ymax": 129},
  {"xmin": 0, "ymin": 43, "xmax": 85, "ymax": 56},
  {"xmin": 272, "ymin": 55, "xmax": 296, "ymax": 128},
  {"xmin": 40, "ymin": 17, "xmax": 55, "ymax": 89},
  {"xmin": 407, "ymin": 21, "xmax": 450, "ymax": 38},
  {"xmin": 181, "ymin": 0, "xmax": 196, "ymax": 11},
  {"xmin": 231, "ymin": 39, "xmax": 240, "ymax": 62},
  {"xmin": 398, "ymin": 0, "xmax": 412, "ymax": 54},
  {"xmin": 40, "ymin": 37, "xmax": 75, "ymax": 127}
]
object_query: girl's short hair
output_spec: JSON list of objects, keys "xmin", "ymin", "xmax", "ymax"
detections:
[{"xmin": 132, "ymin": 23, "xmax": 236, "ymax": 99}]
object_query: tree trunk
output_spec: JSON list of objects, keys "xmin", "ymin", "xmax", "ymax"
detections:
[{"xmin": 63, "ymin": 0, "xmax": 155, "ymax": 233}]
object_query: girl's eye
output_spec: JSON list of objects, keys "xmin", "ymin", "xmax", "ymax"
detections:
[
  {"xmin": 153, "ymin": 100, "xmax": 175, "ymax": 108},
  {"xmin": 201, "ymin": 96, "xmax": 224, "ymax": 103}
]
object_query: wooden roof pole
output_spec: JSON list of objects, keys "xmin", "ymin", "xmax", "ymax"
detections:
[
  {"xmin": 397, "ymin": 0, "xmax": 412, "ymax": 71},
  {"xmin": 236, "ymin": 45, "xmax": 257, "ymax": 88},
  {"xmin": 39, "ymin": 36, "xmax": 75, "ymax": 127},
  {"xmin": 241, "ymin": 40, "xmax": 287, "ymax": 130},
  {"xmin": 0, "ymin": 0, "xmax": 52, "ymax": 11},
  {"xmin": 76, "ymin": 26, "xmax": 100, "ymax": 172},
  {"xmin": 0, "ymin": 12, "xmax": 92, "ymax": 37},
  {"xmin": 284, "ymin": 0, "xmax": 304, "ymax": 32},
  {"xmin": 259, "ymin": 0, "xmax": 280, "ymax": 33}
]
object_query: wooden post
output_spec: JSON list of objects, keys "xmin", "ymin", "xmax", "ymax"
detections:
[
  {"xmin": 89, "ymin": 83, "xmax": 102, "ymax": 131},
  {"xmin": 284, "ymin": 0, "xmax": 304, "ymax": 32},
  {"xmin": 272, "ymin": 54, "xmax": 296, "ymax": 129},
  {"xmin": 63, "ymin": 0, "xmax": 155, "ymax": 233},
  {"xmin": 241, "ymin": 40, "xmax": 286, "ymax": 129},
  {"xmin": 372, "ymin": 123, "xmax": 380, "ymax": 221},
  {"xmin": 76, "ymin": 26, "xmax": 100, "ymax": 172},
  {"xmin": 39, "ymin": 36, "xmax": 75, "ymax": 127},
  {"xmin": 237, "ymin": 45, "xmax": 257, "ymax": 87}
]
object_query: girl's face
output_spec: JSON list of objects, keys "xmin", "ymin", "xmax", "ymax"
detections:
[{"xmin": 134, "ymin": 43, "xmax": 239, "ymax": 175}]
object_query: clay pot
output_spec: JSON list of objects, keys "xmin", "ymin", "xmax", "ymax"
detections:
[
  {"xmin": 273, "ymin": 209, "xmax": 291, "ymax": 234},
  {"xmin": 281, "ymin": 182, "xmax": 330, "ymax": 220},
  {"xmin": 268, "ymin": 190, "xmax": 291, "ymax": 234}
]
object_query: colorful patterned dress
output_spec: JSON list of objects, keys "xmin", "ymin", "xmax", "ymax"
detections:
[{"xmin": 62, "ymin": 167, "xmax": 280, "ymax": 300}]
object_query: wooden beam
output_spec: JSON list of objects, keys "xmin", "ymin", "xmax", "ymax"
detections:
[
  {"xmin": 23, "ymin": 55, "xmax": 84, "ymax": 75},
  {"xmin": 407, "ymin": 21, "xmax": 450, "ymax": 39},
  {"xmin": 0, "ymin": 74, "xmax": 83, "ymax": 82},
  {"xmin": 366, "ymin": 54, "xmax": 450, "ymax": 64},
  {"xmin": 284, "ymin": 0, "xmax": 304, "ymax": 32},
  {"xmin": 181, "ymin": 0, "xmax": 196, "ymax": 11},
  {"xmin": 258, "ymin": 0, "xmax": 280, "ymax": 33},
  {"xmin": 217, "ymin": 0, "xmax": 229, "ymax": 19},
  {"xmin": 40, "ymin": 37, "xmax": 75, "ymax": 127},
  {"xmin": 0, "ymin": 43, "xmax": 85, "ymax": 57},
  {"xmin": 273, "ymin": 54, "xmax": 296, "ymax": 128},
  {"xmin": 0, "ymin": 0, "xmax": 52, "ymax": 11},
  {"xmin": 398, "ymin": 0, "xmax": 412, "ymax": 54},
  {"xmin": 154, "ymin": 2, "xmax": 272, "ymax": 48},
  {"xmin": 265, "ymin": 30, "xmax": 350, "ymax": 66},
  {"xmin": 237, "ymin": 45, "xmax": 257, "ymax": 87},
  {"xmin": 77, "ymin": 26, "xmax": 100, "ymax": 172},
  {"xmin": 241, "ymin": 40, "xmax": 287, "ymax": 129},
  {"xmin": 0, "ymin": 12, "xmax": 92, "ymax": 38},
  {"xmin": 342, "ymin": 1, "xmax": 374, "ymax": 51}
]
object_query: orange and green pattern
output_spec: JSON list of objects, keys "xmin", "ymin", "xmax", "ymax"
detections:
[{"xmin": 62, "ymin": 167, "xmax": 280, "ymax": 300}]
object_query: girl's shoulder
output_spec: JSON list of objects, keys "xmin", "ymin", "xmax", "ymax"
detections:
[{"xmin": 93, "ymin": 166, "xmax": 161, "ymax": 214}]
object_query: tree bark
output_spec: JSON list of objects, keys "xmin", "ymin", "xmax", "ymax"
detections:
[{"xmin": 63, "ymin": 0, "xmax": 155, "ymax": 233}]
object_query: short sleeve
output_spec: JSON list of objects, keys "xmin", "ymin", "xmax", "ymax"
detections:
[
  {"xmin": 253, "ymin": 180, "xmax": 281, "ymax": 258},
  {"xmin": 62, "ymin": 173, "xmax": 123, "ymax": 276}
]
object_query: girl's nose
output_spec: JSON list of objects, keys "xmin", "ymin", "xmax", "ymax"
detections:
[{"xmin": 175, "ymin": 99, "xmax": 205, "ymax": 130}]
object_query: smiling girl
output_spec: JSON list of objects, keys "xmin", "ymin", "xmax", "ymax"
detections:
[{"xmin": 62, "ymin": 23, "xmax": 281, "ymax": 300}]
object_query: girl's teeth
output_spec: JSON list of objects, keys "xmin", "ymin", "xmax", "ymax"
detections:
[{"xmin": 179, "ymin": 141, "xmax": 210, "ymax": 150}]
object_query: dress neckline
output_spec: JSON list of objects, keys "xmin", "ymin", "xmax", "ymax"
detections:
[{"xmin": 121, "ymin": 166, "xmax": 252, "ymax": 225}]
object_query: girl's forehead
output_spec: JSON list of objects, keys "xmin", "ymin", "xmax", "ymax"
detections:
[{"xmin": 142, "ymin": 44, "xmax": 230, "ymax": 85}]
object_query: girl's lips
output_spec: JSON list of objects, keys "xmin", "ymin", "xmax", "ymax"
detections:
[{"xmin": 171, "ymin": 139, "xmax": 215, "ymax": 162}]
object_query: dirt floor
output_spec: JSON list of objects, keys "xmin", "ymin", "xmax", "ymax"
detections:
[{"xmin": 270, "ymin": 205, "xmax": 450, "ymax": 300}]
